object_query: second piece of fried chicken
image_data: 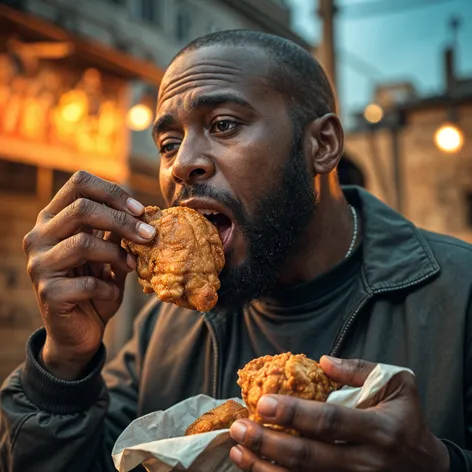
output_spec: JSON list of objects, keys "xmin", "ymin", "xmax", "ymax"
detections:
[
  {"xmin": 185, "ymin": 400, "xmax": 249, "ymax": 436},
  {"xmin": 122, "ymin": 206, "xmax": 225, "ymax": 312},
  {"xmin": 237, "ymin": 353, "xmax": 339, "ymax": 434}
]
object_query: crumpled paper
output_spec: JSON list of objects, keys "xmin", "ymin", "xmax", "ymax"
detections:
[{"xmin": 112, "ymin": 363, "xmax": 413, "ymax": 472}]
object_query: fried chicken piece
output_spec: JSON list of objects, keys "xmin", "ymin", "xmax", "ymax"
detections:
[
  {"xmin": 122, "ymin": 206, "xmax": 225, "ymax": 312},
  {"xmin": 185, "ymin": 400, "xmax": 249, "ymax": 436},
  {"xmin": 237, "ymin": 353, "xmax": 339, "ymax": 434}
]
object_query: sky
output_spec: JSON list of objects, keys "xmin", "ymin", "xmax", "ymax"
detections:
[{"xmin": 286, "ymin": 0, "xmax": 472, "ymax": 124}]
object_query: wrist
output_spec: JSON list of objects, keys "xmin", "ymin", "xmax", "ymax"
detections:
[
  {"xmin": 430, "ymin": 435, "xmax": 451, "ymax": 472},
  {"xmin": 41, "ymin": 341, "xmax": 96, "ymax": 381}
]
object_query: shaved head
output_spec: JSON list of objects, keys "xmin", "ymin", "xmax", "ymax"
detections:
[{"xmin": 170, "ymin": 29, "xmax": 336, "ymax": 134}]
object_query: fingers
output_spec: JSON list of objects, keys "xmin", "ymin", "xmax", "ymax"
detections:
[
  {"xmin": 320, "ymin": 356, "xmax": 377, "ymax": 387},
  {"xmin": 40, "ymin": 170, "xmax": 144, "ymax": 220},
  {"xmin": 32, "ymin": 233, "xmax": 135, "ymax": 277},
  {"xmin": 230, "ymin": 419, "xmax": 353, "ymax": 472},
  {"xmin": 254, "ymin": 395, "xmax": 381, "ymax": 443},
  {"xmin": 38, "ymin": 276, "xmax": 120, "ymax": 314},
  {"xmin": 230, "ymin": 445, "xmax": 289, "ymax": 472},
  {"xmin": 41, "ymin": 197, "xmax": 155, "ymax": 244}
]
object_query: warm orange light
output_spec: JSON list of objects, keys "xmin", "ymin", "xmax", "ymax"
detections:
[
  {"xmin": 364, "ymin": 103, "xmax": 383, "ymax": 123},
  {"xmin": 126, "ymin": 104, "xmax": 153, "ymax": 131},
  {"xmin": 434, "ymin": 123, "xmax": 464, "ymax": 153},
  {"xmin": 61, "ymin": 101, "xmax": 84, "ymax": 122},
  {"xmin": 58, "ymin": 90, "xmax": 87, "ymax": 123}
]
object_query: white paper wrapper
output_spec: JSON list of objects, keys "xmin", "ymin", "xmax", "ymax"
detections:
[{"xmin": 112, "ymin": 363, "xmax": 413, "ymax": 472}]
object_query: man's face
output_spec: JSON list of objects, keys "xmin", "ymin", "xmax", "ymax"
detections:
[{"xmin": 155, "ymin": 46, "xmax": 316, "ymax": 310}]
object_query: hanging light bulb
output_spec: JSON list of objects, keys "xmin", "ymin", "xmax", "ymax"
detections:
[
  {"xmin": 434, "ymin": 123, "xmax": 464, "ymax": 153},
  {"xmin": 126, "ymin": 88, "xmax": 156, "ymax": 131},
  {"xmin": 127, "ymin": 103, "xmax": 153, "ymax": 131},
  {"xmin": 364, "ymin": 103, "xmax": 384, "ymax": 124}
]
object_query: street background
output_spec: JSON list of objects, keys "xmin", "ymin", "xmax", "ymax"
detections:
[{"xmin": 0, "ymin": 0, "xmax": 471, "ymax": 382}]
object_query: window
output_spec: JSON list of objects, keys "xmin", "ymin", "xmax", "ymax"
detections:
[
  {"xmin": 176, "ymin": 7, "xmax": 191, "ymax": 43},
  {"xmin": 130, "ymin": 0, "xmax": 161, "ymax": 25},
  {"xmin": 0, "ymin": 160, "xmax": 36, "ymax": 195},
  {"xmin": 465, "ymin": 193, "xmax": 472, "ymax": 227},
  {"xmin": 176, "ymin": 8, "xmax": 191, "ymax": 43}
]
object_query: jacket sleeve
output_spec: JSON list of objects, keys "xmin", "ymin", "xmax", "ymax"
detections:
[
  {"xmin": 443, "ymin": 297, "xmax": 472, "ymax": 472},
  {"xmin": 0, "ymin": 299, "xmax": 159, "ymax": 472}
]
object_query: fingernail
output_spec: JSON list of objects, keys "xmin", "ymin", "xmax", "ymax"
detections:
[
  {"xmin": 127, "ymin": 253, "xmax": 137, "ymax": 270},
  {"xmin": 138, "ymin": 222, "xmax": 156, "ymax": 239},
  {"xmin": 258, "ymin": 396, "xmax": 278, "ymax": 418},
  {"xmin": 230, "ymin": 446, "xmax": 243, "ymax": 465},
  {"xmin": 325, "ymin": 356, "xmax": 343, "ymax": 365},
  {"xmin": 230, "ymin": 421, "xmax": 247, "ymax": 442},
  {"xmin": 127, "ymin": 198, "xmax": 144, "ymax": 216}
]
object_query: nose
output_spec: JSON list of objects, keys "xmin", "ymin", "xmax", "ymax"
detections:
[{"xmin": 171, "ymin": 136, "xmax": 215, "ymax": 185}]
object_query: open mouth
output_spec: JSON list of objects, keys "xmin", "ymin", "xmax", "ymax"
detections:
[{"xmin": 196, "ymin": 209, "xmax": 234, "ymax": 248}]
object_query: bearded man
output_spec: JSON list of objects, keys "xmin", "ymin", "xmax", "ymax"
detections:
[{"xmin": 1, "ymin": 31, "xmax": 471, "ymax": 472}]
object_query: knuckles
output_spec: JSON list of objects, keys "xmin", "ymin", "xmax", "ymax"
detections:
[
  {"xmin": 283, "ymin": 439, "xmax": 314, "ymax": 470},
  {"xmin": 70, "ymin": 197, "xmax": 95, "ymax": 217},
  {"xmin": 315, "ymin": 404, "xmax": 342, "ymax": 436},
  {"xmin": 22, "ymin": 230, "xmax": 37, "ymax": 255},
  {"xmin": 111, "ymin": 208, "xmax": 131, "ymax": 229},
  {"xmin": 37, "ymin": 278, "xmax": 57, "ymax": 303},
  {"xmin": 71, "ymin": 170, "xmax": 93, "ymax": 188},
  {"xmin": 80, "ymin": 276, "xmax": 100, "ymax": 292},
  {"xmin": 69, "ymin": 232, "xmax": 94, "ymax": 251},
  {"xmin": 26, "ymin": 256, "xmax": 43, "ymax": 280}
]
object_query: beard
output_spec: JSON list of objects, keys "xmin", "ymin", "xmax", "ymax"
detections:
[{"xmin": 172, "ymin": 132, "xmax": 317, "ymax": 312}]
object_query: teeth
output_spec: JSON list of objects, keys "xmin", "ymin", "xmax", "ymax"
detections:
[{"xmin": 196, "ymin": 209, "xmax": 218, "ymax": 216}]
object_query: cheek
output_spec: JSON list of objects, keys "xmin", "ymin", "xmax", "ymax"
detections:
[{"xmin": 222, "ymin": 128, "xmax": 290, "ymax": 205}]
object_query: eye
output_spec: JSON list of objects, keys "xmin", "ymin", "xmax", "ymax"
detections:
[
  {"xmin": 159, "ymin": 141, "xmax": 180, "ymax": 156},
  {"xmin": 210, "ymin": 119, "xmax": 239, "ymax": 135}
]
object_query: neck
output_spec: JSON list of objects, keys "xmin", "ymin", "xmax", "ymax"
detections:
[{"xmin": 277, "ymin": 174, "xmax": 356, "ymax": 286}]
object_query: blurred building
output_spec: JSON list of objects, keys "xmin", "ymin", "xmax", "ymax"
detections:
[
  {"xmin": 345, "ymin": 42, "xmax": 472, "ymax": 243},
  {"xmin": 0, "ymin": 0, "xmax": 310, "ymax": 380}
]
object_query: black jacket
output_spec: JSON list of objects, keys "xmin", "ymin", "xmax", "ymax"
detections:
[{"xmin": 1, "ymin": 188, "xmax": 471, "ymax": 471}]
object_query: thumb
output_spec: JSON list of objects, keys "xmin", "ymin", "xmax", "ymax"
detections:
[{"xmin": 320, "ymin": 356, "xmax": 377, "ymax": 387}]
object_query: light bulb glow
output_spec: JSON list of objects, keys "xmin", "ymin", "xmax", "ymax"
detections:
[
  {"xmin": 61, "ymin": 102, "xmax": 84, "ymax": 122},
  {"xmin": 126, "ymin": 104, "xmax": 153, "ymax": 131},
  {"xmin": 434, "ymin": 124, "xmax": 464, "ymax": 153},
  {"xmin": 364, "ymin": 103, "xmax": 383, "ymax": 124}
]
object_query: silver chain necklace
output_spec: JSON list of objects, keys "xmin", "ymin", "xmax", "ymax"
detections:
[{"xmin": 344, "ymin": 205, "xmax": 358, "ymax": 259}]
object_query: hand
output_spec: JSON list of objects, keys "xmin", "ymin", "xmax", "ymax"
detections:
[
  {"xmin": 23, "ymin": 171, "xmax": 156, "ymax": 380},
  {"xmin": 229, "ymin": 356, "xmax": 450, "ymax": 472}
]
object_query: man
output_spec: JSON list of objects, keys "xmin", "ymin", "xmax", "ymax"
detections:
[{"xmin": 0, "ymin": 30, "xmax": 471, "ymax": 472}]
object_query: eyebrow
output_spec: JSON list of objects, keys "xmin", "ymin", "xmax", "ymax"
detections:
[
  {"xmin": 152, "ymin": 114, "xmax": 176, "ymax": 139},
  {"xmin": 153, "ymin": 92, "xmax": 253, "ymax": 138},
  {"xmin": 190, "ymin": 92, "xmax": 253, "ymax": 110}
]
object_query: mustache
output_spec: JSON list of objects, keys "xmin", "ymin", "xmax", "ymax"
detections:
[{"xmin": 171, "ymin": 184, "xmax": 246, "ymax": 225}]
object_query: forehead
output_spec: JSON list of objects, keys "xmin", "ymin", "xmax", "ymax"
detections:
[{"xmin": 157, "ymin": 45, "xmax": 276, "ymax": 111}]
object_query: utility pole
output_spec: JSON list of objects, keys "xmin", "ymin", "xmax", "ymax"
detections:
[{"xmin": 317, "ymin": 0, "xmax": 338, "ymax": 92}]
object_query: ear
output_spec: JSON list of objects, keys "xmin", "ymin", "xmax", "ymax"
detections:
[{"xmin": 304, "ymin": 113, "xmax": 344, "ymax": 175}]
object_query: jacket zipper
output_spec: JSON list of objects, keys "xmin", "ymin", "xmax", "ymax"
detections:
[
  {"xmin": 202, "ymin": 270, "xmax": 438, "ymax": 396},
  {"xmin": 330, "ymin": 294, "xmax": 372, "ymax": 357},
  {"xmin": 202, "ymin": 313, "xmax": 219, "ymax": 398},
  {"xmin": 329, "ymin": 270, "xmax": 439, "ymax": 357}
]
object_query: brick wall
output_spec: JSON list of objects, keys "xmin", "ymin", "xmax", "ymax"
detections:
[
  {"xmin": 345, "ymin": 102, "xmax": 472, "ymax": 243},
  {"xmin": 0, "ymin": 192, "xmax": 42, "ymax": 381}
]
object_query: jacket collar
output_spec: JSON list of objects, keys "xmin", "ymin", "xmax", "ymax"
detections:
[{"xmin": 344, "ymin": 187, "xmax": 440, "ymax": 293}]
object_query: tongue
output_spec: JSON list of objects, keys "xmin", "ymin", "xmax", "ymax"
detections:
[{"xmin": 206, "ymin": 214, "xmax": 232, "ymax": 242}]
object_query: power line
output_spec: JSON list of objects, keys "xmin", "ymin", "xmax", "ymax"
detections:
[{"xmin": 339, "ymin": 0, "xmax": 456, "ymax": 19}]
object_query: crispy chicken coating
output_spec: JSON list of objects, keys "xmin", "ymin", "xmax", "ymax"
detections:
[
  {"xmin": 185, "ymin": 400, "xmax": 249, "ymax": 436},
  {"xmin": 122, "ymin": 206, "xmax": 225, "ymax": 312},
  {"xmin": 237, "ymin": 353, "xmax": 339, "ymax": 434}
]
